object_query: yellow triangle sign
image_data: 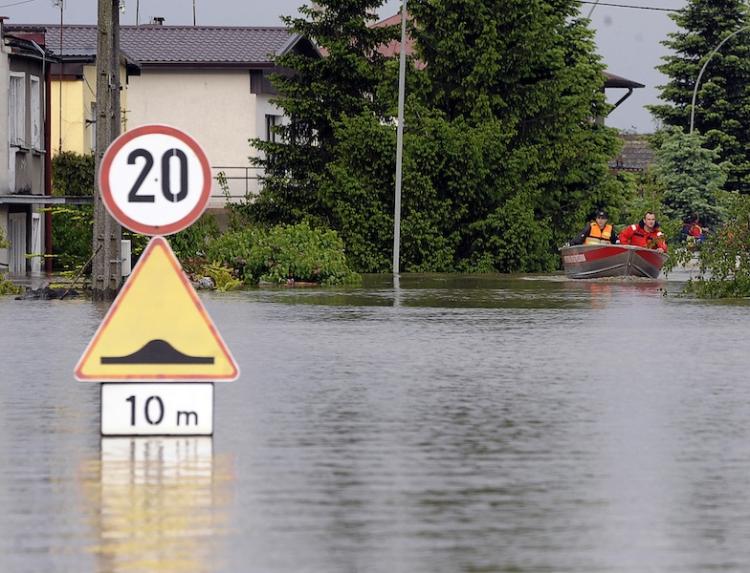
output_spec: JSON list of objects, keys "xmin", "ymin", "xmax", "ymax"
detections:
[{"xmin": 75, "ymin": 236, "xmax": 239, "ymax": 382}]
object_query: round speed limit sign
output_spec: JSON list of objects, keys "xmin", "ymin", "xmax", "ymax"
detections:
[{"xmin": 99, "ymin": 124, "xmax": 212, "ymax": 235}]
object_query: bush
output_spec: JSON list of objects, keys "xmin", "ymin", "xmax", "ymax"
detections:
[
  {"xmin": 0, "ymin": 273, "xmax": 21, "ymax": 295},
  {"xmin": 49, "ymin": 205, "xmax": 93, "ymax": 272},
  {"xmin": 466, "ymin": 193, "xmax": 557, "ymax": 273},
  {"xmin": 168, "ymin": 214, "xmax": 221, "ymax": 275},
  {"xmin": 203, "ymin": 223, "xmax": 359, "ymax": 286},
  {"xmin": 201, "ymin": 262, "xmax": 243, "ymax": 292},
  {"xmin": 248, "ymin": 222, "xmax": 360, "ymax": 285},
  {"xmin": 50, "ymin": 152, "xmax": 95, "ymax": 272},
  {"xmin": 682, "ymin": 194, "xmax": 750, "ymax": 298},
  {"xmin": 204, "ymin": 228, "xmax": 263, "ymax": 282},
  {"xmin": 52, "ymin": 152, "xmax": 95, "ymax": 197}
]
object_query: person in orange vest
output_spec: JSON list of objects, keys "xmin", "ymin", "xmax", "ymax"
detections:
[
  {"xmin": 570, "ymin": 210, "xmax": 618, "ymax": 245},
  {"xmin": 619, "ymin": 211, "xmax": 667, "ymax": 253},
  {"xmin": 680, "ymin": 213, "xmax": 705, "ymax": 246}
]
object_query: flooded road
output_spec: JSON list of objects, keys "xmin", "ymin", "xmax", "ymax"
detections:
[{"xmin": 1, "ymin": 272, "xmax": 750, "ymax": 572}]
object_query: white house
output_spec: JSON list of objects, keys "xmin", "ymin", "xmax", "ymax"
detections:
[{"xmin": 7, "ymin": 22, "xmax": 320, "ymax": 209}]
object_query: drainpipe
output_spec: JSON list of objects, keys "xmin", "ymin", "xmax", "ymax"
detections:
[
  {"xmin": 30, "ymin": 40, "xmax": 53, "ymax": 274},
  {"xmin": 610, "ymin": 87, "xmax": 634, "ymax": 113}
]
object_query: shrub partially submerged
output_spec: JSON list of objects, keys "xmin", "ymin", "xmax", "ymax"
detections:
[
  {"xmin": 681, "ymin": 195, "xmax": 750, "ymax": 298},
  {"xmin": 0, "ymin": 274, "xmax": 21, "ymax": 296},
  {"xmin": 203, "ymin": 222, "xmax": 359, "ymax": 287}
]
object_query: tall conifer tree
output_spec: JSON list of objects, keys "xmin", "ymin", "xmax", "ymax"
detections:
[
  {"xmin": 249, "ymin": 1, "xmax": 396, "ymax": 224},
  {"xmin": 407, "ymin": 0, "xmax": 621, "ymax": 247},
  {"xmin": 650, "ymin": 0, "xmax": 750, "ymax": 193}
]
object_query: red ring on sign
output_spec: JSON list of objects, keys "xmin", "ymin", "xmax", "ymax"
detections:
[{"xmin": 98, "ymin": 124, "xmax": 212, "ymax": 236}]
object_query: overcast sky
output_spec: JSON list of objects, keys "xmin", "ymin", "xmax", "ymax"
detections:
[{"xmin": 1, "ymin": 0, "xmax": 687, "ymax": 132}]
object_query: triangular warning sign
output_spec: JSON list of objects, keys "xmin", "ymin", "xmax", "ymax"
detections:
[{"xmin": 75, "ymin": 236, "xmax": 239, "ymax": 382}]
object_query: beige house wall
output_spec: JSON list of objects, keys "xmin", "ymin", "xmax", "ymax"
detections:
[
  {"xmin": 127, "ymin": 69, "xmax": 280, "ymax": 207},
  {"xmin": 50, "ymin": 63, "xmax": 129, "ymax": 156},
  {"xmin": 50, "ymin": 79, "xmax": 85, "ymax": 154}
]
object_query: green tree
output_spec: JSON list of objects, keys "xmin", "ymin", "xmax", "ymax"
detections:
[
  {"xmin": 649, "ymin": 0, "xmax": 750, "ymax": 193},
  {"xmin": 50, "ymin": 152, "xmax": 96, "ymax": 271},
  {"xmin": 683, "ymin": 193, "xmax": 750, "ymax": 297},
  {"xmin": 248, "ymin": 1, "xmax": 623, "ymax": 273},
  {"xmin": 246, "ymin": 0, "xmax": 397, "ymax": 224},
  {"xmin": 408, "ymin": 0, "xmax": 623, "ymax": 248},
  {"xmin": 320, "ymin": 0, "xmax": 623, "ymax": 272},
  {"xmin": 651, "ymin": 127, "xmax": 727, "ymax": 227}
]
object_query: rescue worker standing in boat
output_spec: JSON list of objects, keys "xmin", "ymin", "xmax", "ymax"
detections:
[
  {"xmin": 618, "ymin": 211, "xmax": 668, "ymax": 253},
  {"xmin": 570, "ymin": 210, "xmax": 618, "ymax": 245}
]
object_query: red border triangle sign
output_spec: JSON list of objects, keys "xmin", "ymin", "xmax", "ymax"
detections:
[{"xmin": 75, "ymin": 236, "xmax": 239, "ymax": 382}]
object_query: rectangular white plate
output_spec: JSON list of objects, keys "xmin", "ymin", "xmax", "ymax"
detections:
[{"xmin": 101, "ymin": 383, "xmax": 214, "ymax": 436}]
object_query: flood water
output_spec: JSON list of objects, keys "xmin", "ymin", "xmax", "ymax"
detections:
[{"xmin": 2, "ymin": 271, "xmax": 750, "ymax": 572}]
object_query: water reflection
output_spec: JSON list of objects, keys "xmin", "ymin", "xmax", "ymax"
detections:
[{"xmin": 80, "ymin": 438, "xmax": 232, "ymax": 573}]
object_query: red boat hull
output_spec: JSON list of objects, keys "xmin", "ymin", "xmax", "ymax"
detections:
[{"xmin": 560, "ymin": 244, "xmax": 667, "ymax": 279}]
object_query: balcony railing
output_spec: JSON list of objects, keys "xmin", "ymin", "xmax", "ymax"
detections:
[{"xmin": 210, "ymin": 166, "xmax": 265, "ymax": 205}]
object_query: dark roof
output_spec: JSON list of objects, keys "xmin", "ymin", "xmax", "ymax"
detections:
[
  {"xmin": 609, "ymin": 134, "xmax": 654, "ymax": 172},
  {"xmin": 603, "ymin": 71, "xmax": 645, "ymax": 89},
  {"xmin": 4, "ymin": 24, "xmax": 313, "ymax": 66}
]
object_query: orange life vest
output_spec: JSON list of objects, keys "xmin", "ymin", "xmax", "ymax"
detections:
[{"xmin": 584, "ymin": 222, "xmax": 613, "ymax": 245}]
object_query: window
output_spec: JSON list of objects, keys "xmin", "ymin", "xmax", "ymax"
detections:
[
  {"xmin": 265, "ymin": 114, "xmax": 281, "ymax": 142},
  {"xmin": 8, "ymin": 73, "xmax": 26, "ymax": 147},
  {"xmin": 250, "ymin": 71, "xmax": 263, "ymax": 94},
  {"xmin": 30, "ymin": 76, "xmax": 41, "ymax": 149}
]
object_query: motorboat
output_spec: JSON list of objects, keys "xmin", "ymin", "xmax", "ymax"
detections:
[{"xmin": 560, "ymin": 244, "xmax": 668, "ymax": 279}]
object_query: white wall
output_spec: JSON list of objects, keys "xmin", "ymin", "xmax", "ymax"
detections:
[
  {"xmin": 1, "ymin": 31, "xmax": 10, "ymax": 269},
  {"xmin": 0, "ymin": 31, "xmax": 10, "ymax": 195},
  {"xmin": 128, "ymin": 69, "xmax": 271, "ymax": 207}
]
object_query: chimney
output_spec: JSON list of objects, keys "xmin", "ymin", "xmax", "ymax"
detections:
[{"xmin": 152, "ymin": 16, "xmax": 165, "ymax": 25}]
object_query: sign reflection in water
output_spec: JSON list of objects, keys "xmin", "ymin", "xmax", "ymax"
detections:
[{"xmin": 81, "ymin": 437, "xmax": 233, "ymax": 573}]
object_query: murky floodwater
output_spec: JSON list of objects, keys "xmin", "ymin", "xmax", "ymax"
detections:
[{"xmin": 2, "ymin": 271, "xmax": 750, "ymax": 573}]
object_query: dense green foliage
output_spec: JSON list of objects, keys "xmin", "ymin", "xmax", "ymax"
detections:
[
  {"xmin": 204, "ymin": 223, "xmax": 359, "ymax": 286},
  {"xmin": 51, "ymin": 152, "xmax": 96, "ymax": 197},
  {"xmin": 50, "ymin": 152, "xmax": 96, "ymax": 271},
  {"xmin": 169, "ymin": 214, "xmax": 221, "ymax": 274},
  {"xmin": 651, "ymin": 127, "xmax": 727, "ymax": 227},
  {"xmin": 681, "ymin": 194, "xmax": 750, "ymax": 297},
  {"xmin": 49, "ymin": 205, "xmax": 93, "ymax": 271},
  {"xmin": 0, "ymin": 227, "xmax": 20, "ymax": 293},
  {"xmin": 245, "ymin": 0, "xmax": 625, "ymax": 273},
  {"xmin": 247, "ymin": 0, "xmax": 396, "ymax": 223},
  {"xmin": 0, "ymin": 274, "xmax": 21, "ymax": 295},
  {"xmin": 650, "ymin": 0, "xmax": 750, "ymax": 193},
  {"xmin": 0, "ymin": 226, "xmax": 20, "ymax": 294}
]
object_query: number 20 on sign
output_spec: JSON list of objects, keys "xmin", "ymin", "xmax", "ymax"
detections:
[
  {"xmin": 81, "ymin": 124, "xmax": 238, "ymax": 437},
  {"xmin": 98, "ymin": 124, "xmax": 213, "ymax": 235}
]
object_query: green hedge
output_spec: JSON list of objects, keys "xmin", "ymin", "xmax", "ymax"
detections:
[{"xmin": 205, "ymin": 222, "xmax": 359, "ymax": 286}]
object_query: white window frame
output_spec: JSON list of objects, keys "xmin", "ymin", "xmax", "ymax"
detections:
[
  {"xmin": 8, "ymin": 72, "xmax": 26, "ymax": 147},
  {"xmin": 30, "ymin": 75, "xmax": 41, "ymax": 149}
]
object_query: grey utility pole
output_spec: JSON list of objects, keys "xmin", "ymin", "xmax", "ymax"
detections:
[
  {"xmin": 392, "ymin": 0, "xmax": 407, "ymax": 278},
  {"xmin": 92, "ymin": 0, "xmax": 122, "ymax": 300}
]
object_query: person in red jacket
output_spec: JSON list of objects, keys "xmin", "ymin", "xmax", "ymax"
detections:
[{"xmin": 619, "ymin": 211, "xmax": 667, "ymax": 253}]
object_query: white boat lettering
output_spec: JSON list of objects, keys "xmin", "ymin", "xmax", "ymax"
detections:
[{"xmin": 563, "ymin": 254, "xmax": 586, "ymax": 264}]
